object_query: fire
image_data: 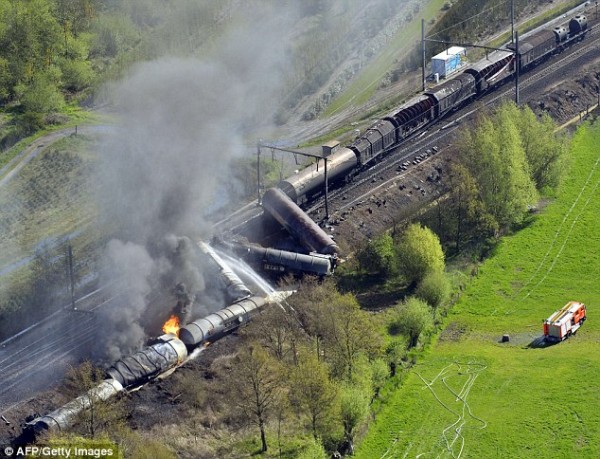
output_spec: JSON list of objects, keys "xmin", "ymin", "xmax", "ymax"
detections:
[{"xmin": 162, "ymin": 314, "xmax": 180, "ymax": 336}]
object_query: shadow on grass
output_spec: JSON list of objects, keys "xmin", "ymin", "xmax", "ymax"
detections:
[
  {"xmin": 527, "ymin": 336, "xmax": 560, "ymax": 348},
  {"xmin": 337, "ymin": 271, "xmax": 410, "ymax": 310}
]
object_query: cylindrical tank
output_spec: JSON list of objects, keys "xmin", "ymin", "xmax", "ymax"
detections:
[
  {"xmin": 106, "ymin": 334, "xmax": 188, "ymax": 388},
  {"xmin": 277, "ymin": 147, "xmax": 358, "ymax": 203},
  {"xmin": 569, "ymin": 15, "xmax": 587, "ymax": 35},
  {"xmin": 553, "ymin": 26, "xmax": 568, "ymax": 42},
  {"xmin": 29, "ymin": 379, "xmax": 123, "ymax": 432},
  {"xmin": 262, "ymin": 187, "xmax": 339, "ymax": 255},
  {"xmin": 179, "ymin": 296, "xmax": 265, "ymax": 347},
  {"xmin": 231, "ymin": 242, "xmax": 334, "ymax": 276}
]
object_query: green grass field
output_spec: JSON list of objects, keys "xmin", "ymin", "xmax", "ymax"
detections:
[{"xmin": 355, "ymin": 121, "xmax": 600, "ymax": 458}]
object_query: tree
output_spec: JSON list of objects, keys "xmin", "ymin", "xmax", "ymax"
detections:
[
  {"xmin": 517, "ymin": 104, "xmax": 568, "ymax": 191},
  {"xmin": 63, "ymin": 361, "xmax": 126, "ymax": 438},
  {"xmin": 288, "ymin": 276, "xmax": 338, "ymax": 349},
  {"xmin": 244, "ymin": 303, "xmax": 301, "ymax": 364},
  {"xmin": 21, "ymin": 70, "xmax": 65, "ymax": 115},
  {"xmin": 369, "ymin": 357, "xmax": 389, "ymax": 397},
  {"xmin": 356, "ymin": 233, "xmax": 396, "ymax": 276},
  {"xmin": 324, "ymin": 293, "xmax": 382, "ymax": 381},
  {"xmin": 0, "ymin": 0, "xmax": 62, "ymax": 96},
  {"xmin": 415, "ymin": 270, "xmax": 451, "ymax": 309},
  {"xmin": 296, "ymin": 437, "xmax": 328, "ymax": 459},
  {"xmin": 392, "ymin": 297, "xmax": 434, "ymax": 348},
  {"xmin": 289, "ymin": 353, "xmax": 338, "ymax": 440},
  {"xmin": 290, "ymin": 279, "xmax": 382, "ymax": 381},
  {"xmin": 458, "ymin": 104, "xmax": 537, "ymax": 228},
  {"xmin": 339, "ymin": 384, "xmax": 369, "ymax": 450},
  {"xmin": 395, "ymin": 223, "xmax": 445, "ymax": 285},
  {"xmin": 446, "ymin": 162, "xmax": 497, "ymax": 250},
  {"xmin": 59, "ymin": 57, "xmax": 93, "ymax": 91},
  {"xmin": 227, "ymin": 344, "xmax": 282, "ymax": 453}
]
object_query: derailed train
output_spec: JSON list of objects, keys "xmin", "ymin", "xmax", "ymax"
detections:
[
  {"xmin": 27, "ymin": 296, "xmax": 273, "ymax": 433},
  {"xmin": 276, "ymin": 15, "xmax": 589, "ymax": 206}
]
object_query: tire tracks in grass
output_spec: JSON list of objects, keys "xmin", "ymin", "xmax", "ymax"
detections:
[
  {"xmin": 517, "ymin": 154, "xmax": 600, "ymax": 300},
  {"xmin": 524, "ymin": 176, "xmax": 600, "ymax": 298},
  {"xmin": 414, "ymin": 363, "xmax": 487, "ymax": 459}
]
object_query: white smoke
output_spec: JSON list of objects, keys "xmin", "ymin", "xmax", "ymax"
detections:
[{"xmin": 94, "ymin": 3, "xmax": 296, "ymax": 360}]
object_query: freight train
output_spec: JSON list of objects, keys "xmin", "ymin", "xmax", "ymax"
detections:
[{"xmin": 275, "ymin": 14, "xmax": 589, "ymax": 207}]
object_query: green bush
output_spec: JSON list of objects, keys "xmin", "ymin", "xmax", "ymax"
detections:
[
  {"xmin": 59, "ymin": 58, "xmax": 94, "ymax": 92},
  {"xmin": 356, "ymin": 233, "xmax": 396, "ymax": 276},
  {"xmin": 415, "ymin": 270, "xmax": 450, "ymax": 308},
  {"xmin": 21, "ymin": 73, "xmax": 65, "ymax": 114},
  {"xmin": 391, "ymin": 297, "xmax": 434, "ymax": 348},
  {"xmin": 296, "ymin": 437, "xmax": 328, "ymax": 459},
  {"xmin": 395, "ymin": 223, "xmax": 445, "ymax": 285}
]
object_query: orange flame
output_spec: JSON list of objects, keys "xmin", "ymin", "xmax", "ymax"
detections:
[{"xmin": 162, "ymin": 314, "xmax": 180, "ymax": 336}]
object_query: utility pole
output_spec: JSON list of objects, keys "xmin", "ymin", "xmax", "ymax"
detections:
[
  {"xmin": 323, "ymin": 157, "xmax": 329, "ymax": 219},
  {"xmin": 511, "ymin": 0, "xmax": 515, "ymax": 45},
  {"xmin": 258, "ymin": 142, "xmax": 333, "ymax": 220},
  {"xmin": 256, "ymin": 142, "xmax": 261, "ymax": 205},
  {"xmin": 515, "ymin": 31, "xmax": 520, "ymax": 106},
  {"xmin": 66, "ymin": 243, "xmax": 75, "ymax": 310},
  {"xmin": 422, "ymin": 18, "xmax": 426, "ymax": 91}
]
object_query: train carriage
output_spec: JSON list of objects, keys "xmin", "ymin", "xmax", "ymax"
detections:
[
  {"xmin": 569, "ymin": 15, "xmax": 587, "ymax": 35},
  {"xmin": 510, "ymin": 29, "xmax": 557, "ymax": 68},
  {"xmin": 354, "ymin": 119, "xmax": 396, "ymax": 165},
  {"xmin": 553, "ymin": 26, "xmax": 568, "ymax": 43},
  {"xmin": 425, "ymin": 72, "xmax": 477, "ymax": 119},
  {"xmin": 464, "ymin": 50, "xmax": 514, "ymax": 93},
  {"xmin": 277, "ymin": 147, "xmax": 358, "ymax": 204},
  {"xmin": 383, "ymin": 94, "xmax": 436, "ymax": 141}
]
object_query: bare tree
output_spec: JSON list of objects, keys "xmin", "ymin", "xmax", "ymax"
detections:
[
  {"xmin": 227, "ymin": 344, "xmax": 283, "ymax": 453},
  {"xmin": 244, "ymin": 304, "xmax": 302, "ymax": 364},
  {"xmin": 63, "ymin": 361, "xmax": 126, "ymax": 438}
]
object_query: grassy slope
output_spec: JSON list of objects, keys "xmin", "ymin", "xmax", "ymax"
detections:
[
  {"xmin": 0, "ymin": 108, "xmax": 109, "ymax": 171},
  {"xmin": 0, "ymin": 134, "xmax": 101, "ymax": 312},
  {"xmin": 355, "ymin": 121, "xmax": 600, "ymax": 458},
  {"xmin": 323, "ymin": 0, "xmax": 447, "ymax": 117},
  {"xmin": 0, "ymin": 135, "xmax": 97, "ymax": 264}
]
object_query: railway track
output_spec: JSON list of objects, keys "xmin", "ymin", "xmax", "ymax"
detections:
[
  {"xmin": 306, "ymin": 25, "xmax": 600, "ymax": 218},
  {"xmin": 0, "ymin": 286, "xmax": 125, "ymax": 416}
]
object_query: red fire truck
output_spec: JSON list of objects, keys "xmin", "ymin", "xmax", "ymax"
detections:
[{"xmin": 543, "ymin": 301, "xmax": 587, "ymax": 341}]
